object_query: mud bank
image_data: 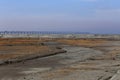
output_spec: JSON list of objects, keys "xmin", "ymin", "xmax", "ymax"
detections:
[
  {"xmin": 0, "ymin": 48, "xmax": 66, "ymax": 66},
  {"xmin": 0, "ymin": 45, "xmax": 104, "ymax": 80}
]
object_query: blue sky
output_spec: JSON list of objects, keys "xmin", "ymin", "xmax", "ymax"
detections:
[{"xmin": 0, "ymin": 0, "xmax": 120, "ymax": 34}]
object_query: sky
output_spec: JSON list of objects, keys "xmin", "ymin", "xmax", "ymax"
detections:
[{"xmin": 0, "ymin": 0, "xmax": 120, "ymax": 34}]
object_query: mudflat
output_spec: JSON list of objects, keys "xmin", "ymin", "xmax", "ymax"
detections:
[{"xmin": 1, "ymin": 38, "xmax": 120, "ymax": 80}]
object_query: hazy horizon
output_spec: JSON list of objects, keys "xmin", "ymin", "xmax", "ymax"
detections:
[{"xmin": 0, "ymin": 0, "xmax": 120, "ymax": 34}]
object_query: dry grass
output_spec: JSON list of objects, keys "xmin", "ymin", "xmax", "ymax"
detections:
[
  {"xmin": 57, "ymin": 39, "xmax": 108, "ymax": 47},
  {"xmin": 0, "ymin": 46, "xmax": 50, "ymax": 59},
  {"xmin": 0, "ymin": 38, "xmax": 48, "ymax": 46},
  {"xmin": 0, "ymin": 38, "xmax": 52, "ymax": 60}
]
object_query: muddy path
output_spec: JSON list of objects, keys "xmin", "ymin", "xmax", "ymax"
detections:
[{"xmin": 0, "ymin": 45, "xmax": 104, "ymax": 80}]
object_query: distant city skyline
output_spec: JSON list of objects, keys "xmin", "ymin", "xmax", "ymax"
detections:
[
  {"xmin": 0, "ymin": 31, "xmax": 90, "ymax": 35},
  {"xmin": 0, "ymin": 0, "xmax": 120, "ymax": 34}
]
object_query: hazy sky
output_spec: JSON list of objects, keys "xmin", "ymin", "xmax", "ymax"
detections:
[{"xmin": 0, "ymin": 0, "xmax": 120, "ymax": 34}]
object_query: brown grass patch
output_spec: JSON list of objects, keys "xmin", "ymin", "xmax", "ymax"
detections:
[
  {"xmin": 57, "ymin": 39, "xmax": 108, "ymax": 47},
  {"xmin": 0, "ymin": 46, "xmax": 50, "ymax": 59},
  {"xmin": 0, "ymin": 38, "xmax": 48, "ymax": 46},
  {"xmin": 0, "ymin": 38, "xmax": 53, "ymax": 60}
]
